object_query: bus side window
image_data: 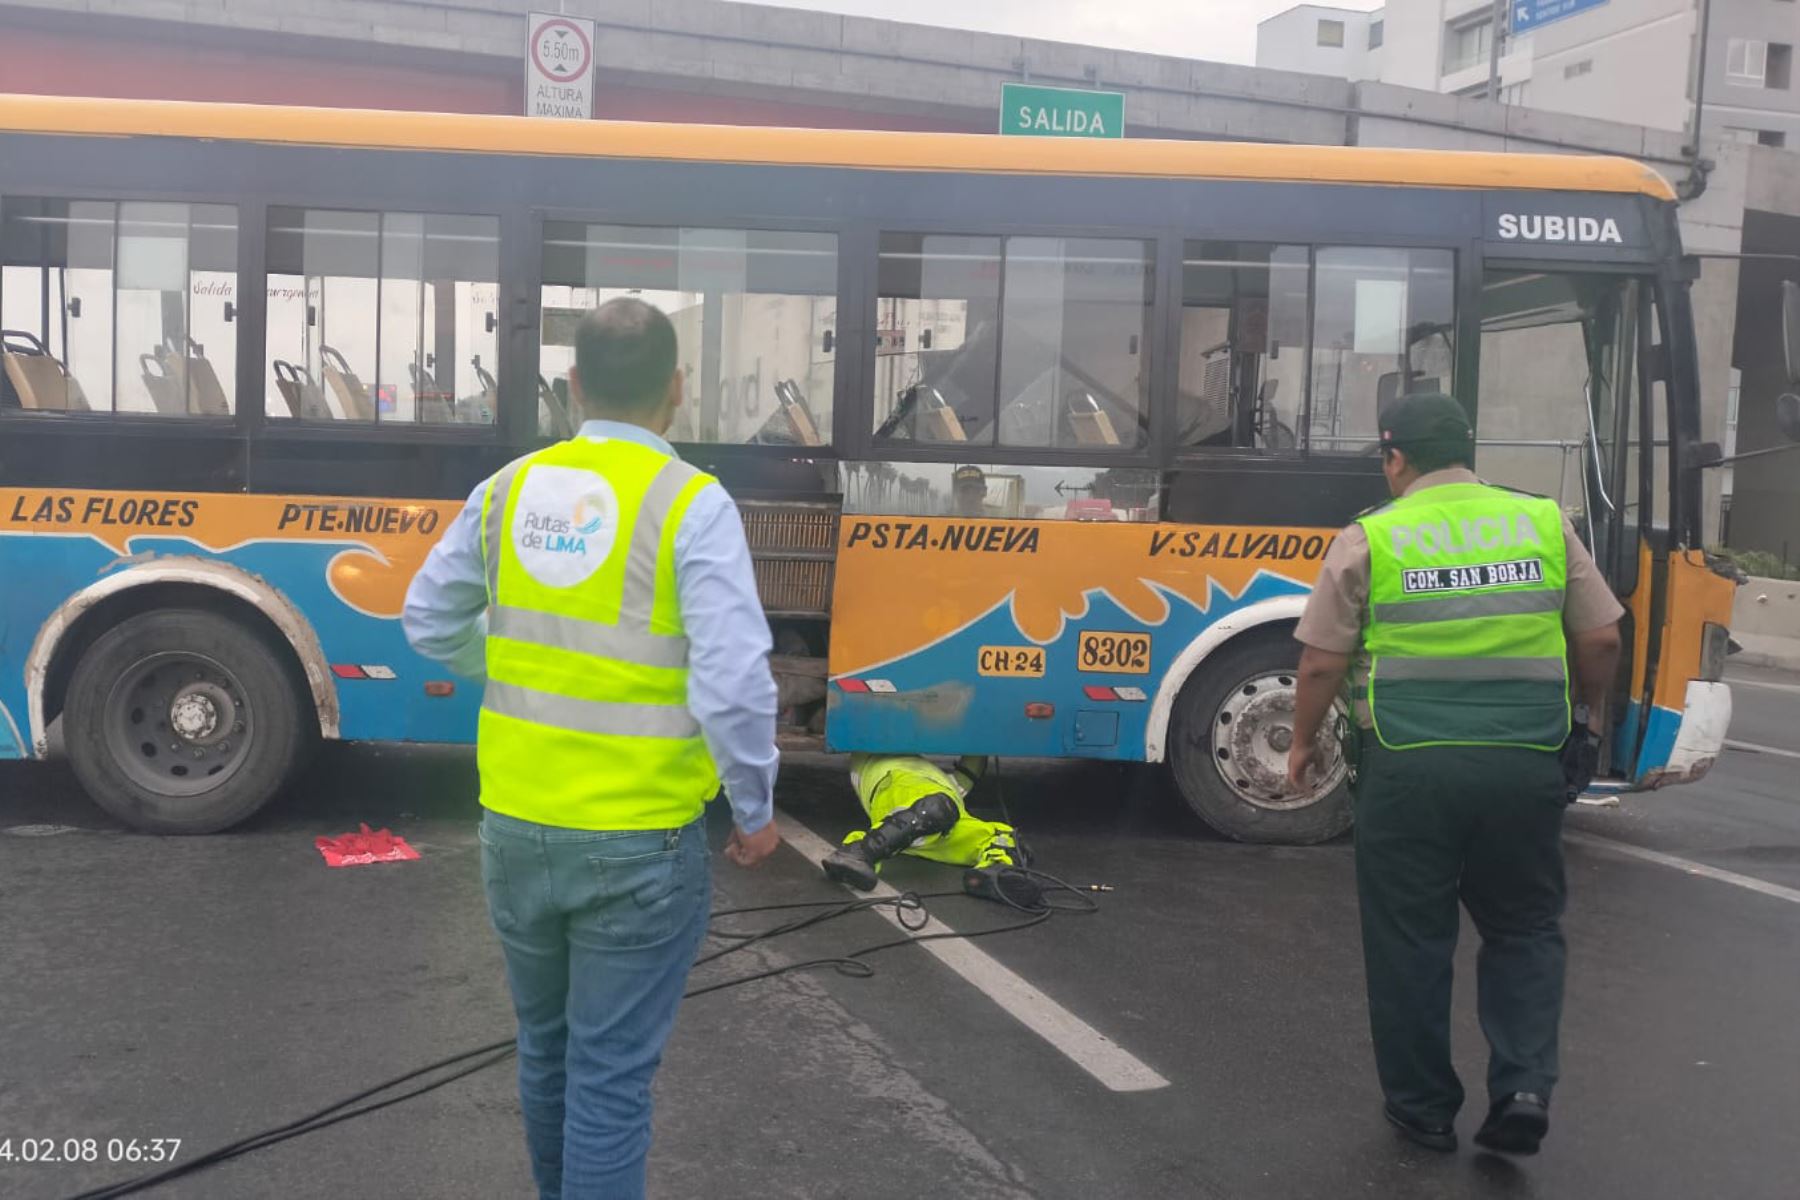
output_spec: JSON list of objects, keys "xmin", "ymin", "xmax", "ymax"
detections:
[
  {"xmin": 2, "ymin": 197, "xmax": 237, "ymax": 417},
  {"xmin": 1178, "ymin": 242, "xmax": 1308, "ymax": 452},
  {"xmin": 873, "ymin": 233, "xmax": 1151, "ymax": 452},
  {"xmin": 538, "ymin": 223, "xmax": 838, "ymax": 445},
  {"xmin": 266, "ymin": 208, "xmax": 498, "ymax": 425},
  {"xmin": 1309, "ymin": 246, "xmax": 1456, "ymax": 454}
]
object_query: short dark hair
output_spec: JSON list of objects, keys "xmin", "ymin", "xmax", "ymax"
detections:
[
  {"xmin": 1383, "ymin": 441, "xmax": 1472, "ymax": 474},
  {"xmin": 574, "ymin": 298, "xmax": 678, "ymax": 415}
]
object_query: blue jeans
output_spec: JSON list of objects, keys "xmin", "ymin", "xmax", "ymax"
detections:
[{"xmin": 479, "ymin": 810, "xmax": 711, "ymax": 1200}]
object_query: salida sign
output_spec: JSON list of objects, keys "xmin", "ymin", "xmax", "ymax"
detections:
[
  {"xmin": 525, "ymin": 11, "xmax": 596, "ymax": 120},
  {"xmin": 1000, "ymin": 82, "xmax": 1125, "ymax": 139}
]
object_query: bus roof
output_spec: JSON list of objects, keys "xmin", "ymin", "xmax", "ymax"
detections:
[{"xmin": 0, "ymin": 93, "xmax": 1677, "ymax": 202}]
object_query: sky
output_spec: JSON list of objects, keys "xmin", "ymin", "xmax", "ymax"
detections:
[{"xmin": 762, "ymin": 0, "xmax": 1384, "ymax": 67}]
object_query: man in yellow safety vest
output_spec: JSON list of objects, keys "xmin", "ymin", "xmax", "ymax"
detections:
[{"xmin": 404, "ymin": 298, "xmax": 781, "ymax": 1200}]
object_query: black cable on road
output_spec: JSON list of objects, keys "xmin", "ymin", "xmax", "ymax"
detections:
[{"xmin": 66, "ymin": 870, "xmax": 1100, "ymax": 1200}]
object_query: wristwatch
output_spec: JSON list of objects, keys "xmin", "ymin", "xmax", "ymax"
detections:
[{"xmin": 1572, "ymin": 704, "xmax": 1600, "ymax": 740}]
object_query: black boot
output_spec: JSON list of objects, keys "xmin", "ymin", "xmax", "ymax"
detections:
[
  {"xmin": 821, "ymin": 793, "xmax": 960, "ymax": 891},
  {"xmin": 822, "ymin": 842, "xmax": 880, "ymax": 891}
]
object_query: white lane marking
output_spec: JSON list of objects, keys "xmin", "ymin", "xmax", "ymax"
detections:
[
  {"xmin": 1727, "ymin": 675, "xmax": 1800, "ymax": 696},
  {"xmin": 1725, "ymin": 738, "xmax": 1800, "ymax": 761},
  {"xmin": 1565, "ymin": 832, "xmax": 1800, "ymax": 906},
  {"xmin": 776, "ymin": 814, "xmax": 1170, "ymax": 1093}
]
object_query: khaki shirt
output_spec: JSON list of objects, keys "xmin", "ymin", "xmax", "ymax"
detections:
[{"xmin": 1295, "ymin": 468, "xmax": 1626, "ymax": 725}]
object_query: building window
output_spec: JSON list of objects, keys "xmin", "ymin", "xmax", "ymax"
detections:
[
  {"xmin": 1563, "ymin": 58, "xmax": 1593, "ymax": 79},
  {"xmin": 2, "ymin": 198, "xmax": 239, "ymax": 417},
  {"xmin": 1444, "ymin": 19, "xmax": 1493, "ymax": 73},
  {"xmin": 1368, "ymin": 19, "xmax": 1384, "ymax": 50},
  {"xmin": 1308, "ymin": 247, "xmax": 1457, "ymax": 455},
  {"xmin": 266, "ymin": 208, "xmax": 499, "ymax": 424},
  {"xmin": 1759, "ymin": 129, "xmax": 1788, "ymax": 148},
  {"xmin": 1317, "ymin": 18, "xmax": 1345, "ymax": 48},
  {"xmin": 1727, "ymin": 38, "xmax": 1768, "ymax": 84},
  {"xmin": 539, "ymin": 224, "xmax": 838, "ymax": 445},
  {"xmin": 1767, "ymin": 43, "xmax": 1792, "ymax": 90},
  {"xmin": 873, "ymin": 233, "xmax": 1154, "ymax": 452}
]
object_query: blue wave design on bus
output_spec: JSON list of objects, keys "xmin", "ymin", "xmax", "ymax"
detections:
[
  {"xmin": 0, "ymin": 533, "xmax": 479, "ymax": 758},
  {"xmin": 828, "ymin": 570, "xmax": 1311, "ymax": 759}
]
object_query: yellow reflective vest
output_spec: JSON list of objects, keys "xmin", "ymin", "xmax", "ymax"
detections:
[
  {"xmin": 477, "ymin": 435, "xmax": 721, "ymax": 828},
  {"xmin": 1357, "ymin": 482, "xmax": 1571, "ymax": 751}
]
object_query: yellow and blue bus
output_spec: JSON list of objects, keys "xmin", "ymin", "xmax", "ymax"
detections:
[{"xmin": 0, "ymin": 95, "xmax": 1744, "ymax": 840}]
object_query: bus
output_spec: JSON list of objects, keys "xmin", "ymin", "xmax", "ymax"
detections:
[{"xmin": 0, "ymin": 94, "xmax": 1746, "ymax": 842}]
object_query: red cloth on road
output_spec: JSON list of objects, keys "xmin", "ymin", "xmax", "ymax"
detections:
[{"xmin": 314, "ymin": 824, "xmax": 420, "ymax": 867}]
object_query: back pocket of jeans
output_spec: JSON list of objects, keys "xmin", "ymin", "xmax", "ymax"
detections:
[
  {"xmin": 587, "ymin": 845, "xmax": 685, "ymax": 945},
  {"xmin": 478, "ymin": 823, "xmax": 518, "ymax": 934}
]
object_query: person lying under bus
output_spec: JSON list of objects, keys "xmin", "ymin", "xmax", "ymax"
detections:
[{"xmin": 821, "ymin": 753, "xmax": 1037, "ymax": 906}]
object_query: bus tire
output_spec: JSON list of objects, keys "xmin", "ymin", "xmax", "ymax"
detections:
[
  {"xmin": 63, "ymin": 608, "xmax": 311, "ymax": 834},
  {"xmin": 1166, "ymin": 634, "xmax": 1352, "ymax": 845}
]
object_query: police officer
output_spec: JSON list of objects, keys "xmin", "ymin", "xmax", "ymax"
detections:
[
  {"xmin": 1285, "ymin": 393, "xmax": 1623, "ymax": 1157},
  {"xmin": 821, "ymin": 753, "xmax": 1028, "ymax": 894}
]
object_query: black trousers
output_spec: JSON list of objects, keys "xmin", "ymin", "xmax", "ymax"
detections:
[{"xmin": 1353, "ymin": 740, "xmax": 1568, "ymax": 1124}]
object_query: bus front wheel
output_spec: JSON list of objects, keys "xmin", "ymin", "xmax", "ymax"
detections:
[
  {"xmin": 1167, "ymin": 635, "xmax": 1352, "ymax": 845},
  {"xmin": 64, "ymin": 608, "xmax": 311, "ymax": 834}
]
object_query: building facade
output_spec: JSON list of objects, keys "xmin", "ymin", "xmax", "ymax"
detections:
[{"xmin": 1259, "ymin": 0, "xmax": 1800, "ymax": 145}]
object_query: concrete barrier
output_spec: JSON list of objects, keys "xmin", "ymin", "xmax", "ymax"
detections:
[
  {"xmin": 1734, "ymin": 575, "xmax": 1800, "ymax": 639},
  {"xmin": 1732, "ymin": 575, "xmax": 1800, "ymax": 671}
]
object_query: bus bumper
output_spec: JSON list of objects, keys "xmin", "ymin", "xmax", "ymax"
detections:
[{"xmin": 1638, "ymin": 681, "xmax": 1733, "ymax": 789}]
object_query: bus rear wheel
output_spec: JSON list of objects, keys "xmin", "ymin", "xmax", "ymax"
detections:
[
  {"xmin": 64, "ymin": 608, "xmax": 310, "ymax": 834},
  {"xmin": 1167, "ymin": 634, "xmax": 1351, "ymax": 845}
]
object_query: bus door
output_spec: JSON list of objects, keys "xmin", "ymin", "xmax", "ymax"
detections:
[
  {"xmin": 1615, "ymin": 278, "xmax": 1737, "ymax": 785},
  {"xmin": 1474, "ymin": 267, "xmax": 1715, "ymax": 784}
]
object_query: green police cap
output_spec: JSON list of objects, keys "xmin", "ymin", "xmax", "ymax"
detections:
[{"xmin": 1379, "ymin": 393, "xmax": 1474, "ymax": 457}]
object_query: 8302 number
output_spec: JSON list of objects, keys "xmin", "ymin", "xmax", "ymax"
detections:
[{"xmin": 1077, "ymin": 631, "xmax": 1151, "ymax": 674}]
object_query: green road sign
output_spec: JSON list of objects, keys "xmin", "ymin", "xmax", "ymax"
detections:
[{"xmin": 1000, "ymin": 82, "xmax": 1125, "ymax": 139}]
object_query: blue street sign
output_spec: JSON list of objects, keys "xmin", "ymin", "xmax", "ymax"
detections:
[{"xmin": 1511, "ymin": 0, "xmax": 1608, "ymax": 34}]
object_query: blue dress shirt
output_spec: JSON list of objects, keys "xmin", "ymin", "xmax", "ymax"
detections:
[{"xmin": 402, "ymin": 420, "xmax": 778, "ymax": 834}]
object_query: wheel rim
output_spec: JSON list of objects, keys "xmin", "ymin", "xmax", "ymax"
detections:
[
  {"xmin": 103, "ymin": 651, "xmax": 254, "ymax": 798},
  {"xmin": 1210, "ymin": 669, "xmax": 1348, "ymax": 811}
]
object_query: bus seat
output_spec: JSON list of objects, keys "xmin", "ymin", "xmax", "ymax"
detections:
[
  {"xmin": 183, "ymin": 352, "xmax": 231, "ymax": 417},
  {"xmin": 273, "ymin": 359, "xmax": 334, "ymax": 421},
  {"xmin": 320, "ymin": 344, "xmax": 374, "ymax": 421},
  {"xmin": 917, "ymin": 386, "xmax": 966, "ymax": 443},
  {"xmin": 776, "ymin": 379, "xmax": 822, "ymax": 446},
  {"xmin": 4, "ymin": 343, "xmax": 91, "ymax": 412},
  {"xmin": 1069, "ymin": 392, "xmax": 1120, "ymax": 447},
  {"xmin": 538, "ymin": 374, "xmax": 575, "ymax": 438},
  {"xmin": 139, "ymin": 351, "xmax": 187, "ymax": 415},
  {"xmin": 270, "ymin": 360, "xmax": 301, "ymax": 418},
  {"xmin": 472, "ymin": 361, "xmax": 499, "ymax": 425}
]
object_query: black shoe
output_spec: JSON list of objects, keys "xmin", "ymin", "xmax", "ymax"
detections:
[
  {"xmin": 1474, "ymin": 1093, "xmax": 1549, "ymax": 1156},
  {"xmin": 821, "ymin": 847, "xmax": 878, "ymax": 891},
  {"xmin": 1383, "ymin": 1103, "xmax": 1457, "ymax": 1153}
]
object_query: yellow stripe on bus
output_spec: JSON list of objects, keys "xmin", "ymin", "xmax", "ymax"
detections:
[{"xmin": 0, "ymin": 93, "xmax": 1676, "ymax": 201}]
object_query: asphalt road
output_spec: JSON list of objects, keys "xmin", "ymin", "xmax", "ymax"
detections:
[{"xmin": 2, "ymin": 669, "xmax": 1797, "ymax": 1199}]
